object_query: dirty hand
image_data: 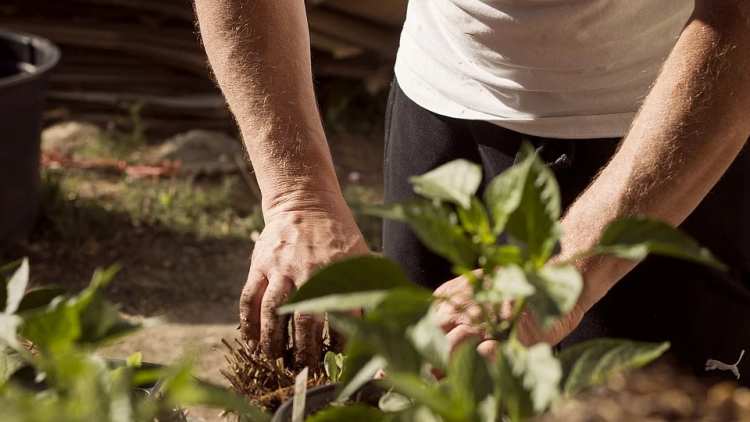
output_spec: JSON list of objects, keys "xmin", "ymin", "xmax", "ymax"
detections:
[
  {"xmin": 433, "ymin": 272, "xmax": 584, "ymax": 357},
  {"xmin": 239, "ymin": 192, "xmax": 369, "ymax": 368}
]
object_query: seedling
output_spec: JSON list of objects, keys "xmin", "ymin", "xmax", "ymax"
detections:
[{"xmin": 280, "ymin": 142, "xmax": 725, "ymax": 421}]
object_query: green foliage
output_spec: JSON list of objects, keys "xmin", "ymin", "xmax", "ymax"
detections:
[
  {"xmin": 588, "ymin": 217, "xmax": 726, "ymax": 269},
  {"xmin": 279, "ymin": 256, "xmax": 412, "ymax": 315},
  {"xmin": 557, "ymin": 339, "xmax": 670, "ymax": 397},
  {"xmin": 0, "ymin": 260, "xmax": 270, "ymax": 422},
  {"xmin": 284, "ymin": 141, "xmax": 724, "ymax": 421},
  {"xmin": 324, "ymin": 352, "xmax": 346, "ymax": 383},
  {"xmin": 0, "ymin": 346, "xmax": 24, "ymax": 384},
  {"xmin": 305, "ymin": 404, "xmax": 386, "ymax": 422},
  {"xmin": 4, "ymin": 259, "xmax": 29, "ymax": 315},
  {"xmin": 447, "ymin": 341, "xmax": 494, "ymax": 421},
  {"xmin": 409, "ymin": 159, "xmax": 482, "ymax": 209},
  {"xmin": 526, "ymin": 265, "xmax": 582, "ymax": 330},
  {"xmin": 504, "ymin": 145, "xmax": 562, "ymax": 267},
  {"xmin": 367, "ymin": 199, "xmax": 479, "ymax": 268}
]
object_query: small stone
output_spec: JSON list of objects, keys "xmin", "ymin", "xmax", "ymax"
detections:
[
  {"xmin": 655, "ymin": 389, "xmax": 694, "ymax": 417},
  {"xmin": 153, "ymin": 129, "xmax": 244, "ymax": 176},
  {"xmin": 734, "ymin": 387, "xmax": 750, "ymax": 408},
  {"xmin": 630, "ymin": 376, "xmax": 661, "ymax": 394},
  {"xmin": 594, "ymin": 398, "xmax": 621, "ymax": 421},
  {"xmin": 42, "ymin": 121, "xmax": 103, "ymax": 156},
  {"xmin": 606, "ymin": 372, "xmax": 627, "ymax": 391},
  {"xmin": 708, "ymin": 382, "xmax": 738, "ymax": 407}
]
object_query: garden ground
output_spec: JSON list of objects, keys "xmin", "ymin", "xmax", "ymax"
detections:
[{"xmin": 0, "ymin": 120, "xmax": 385, "ymax": 421}]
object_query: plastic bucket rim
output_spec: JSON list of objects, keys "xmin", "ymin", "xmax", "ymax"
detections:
[
  {"xmin": 270, "ymin": 380, "xmax": 384, "ymax": 422},
  {"xmin": 0, "ymin": 29, "xmax": 61, "ymax": 89}
]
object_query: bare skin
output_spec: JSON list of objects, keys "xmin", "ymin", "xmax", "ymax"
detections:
[
  {"xmin": 193, "ymin": 0, "xmax": 368, "ymax": 367},
  {"xmin": 436, "ymin": 0, "xmax": 750, "ymax": 355}
]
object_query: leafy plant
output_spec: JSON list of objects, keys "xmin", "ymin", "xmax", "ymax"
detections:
[
  {"xmin": 280, "ymin": 143, "xmax": 725, "ymax": 421},
  {"xmin": 324, "ymin": 352, "xmax": 346, "ymax": 383},
  {"xmin": 0, "ymin": 259, "xmax": 271, "ymax": 422}
]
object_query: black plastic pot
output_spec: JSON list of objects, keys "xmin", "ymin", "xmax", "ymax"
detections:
[
  {"xmin": 271, "ymin": 381, "xmax": 384, "ymax": 422},
  {"xmin": 0, "ymin": 30, "xmax": 60, "ymax": 245}
]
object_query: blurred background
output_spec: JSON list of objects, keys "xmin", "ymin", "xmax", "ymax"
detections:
[{"xmin": 0, "ymin": 1, "xmax": 403, "ymax": 419}]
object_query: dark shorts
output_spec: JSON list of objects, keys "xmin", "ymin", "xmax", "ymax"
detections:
[{"xmin": 382, "ymin": 79, "xmax": 750, "ymax": 383}]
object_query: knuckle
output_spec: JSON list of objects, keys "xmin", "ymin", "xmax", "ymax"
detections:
[
  {"xmin": 294, "ymin": 313, "xmax": 318, "ymax": 327},
  {"xmin": 261, "ymin": 300, "xmax": 278, "ymax": 316},
  {"xmin": 452, "ymin": 324, "xmax": 478, "ymax": 338}
]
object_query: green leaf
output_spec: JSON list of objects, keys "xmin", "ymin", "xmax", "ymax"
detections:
[
  {"xmin": 477, "ymin": 395, "xmax": 498, "ymax": 422},
  {"xmin": 280, "ymin": 291, "xmax": 390, "ymax": 315},
  {"xmin": 484, "ymin": 158, "xmax": 531, "ymax": 235},
  {"xmin": 386, "ymin": 373, "xmax": 461, "ymax": 421},
  {"xmin": 306, "ymin": 404, "xmax": 386, "ymax": 422},
  {"xmin": 591, "ymin": 217, "xmax": 726, "ymax": 270},
  {"xmin": 483, "ymin": 245, "xmax": 525, "ymax": 268},
  {"xmin": 329, "ymin": 315, "xmax": 421, "ymax": 375},
  {"xmin": 110, "ymin": 365, "xmax": 136, "ymax": 422},
  {"xmin": 331, "ymin": 288, "xmax": 435, "ymax": 377},
  {"xmin": 475, "ymin": 264, "xmax": 536, "ymax": 304},
  {"xmin": 497, "ymin": 341, "xmax": 561, "ymax": 417},
  {"xmin": 127, "ymin": 352, "xmax": 143, "ymax": 368},
  {"xmin": 16, "ymin": 287, "xmax": 68, "ymax": 313},
  {"xmin": 406, "ymin": 306, "xmax": 451, "ymax": 373},
  {"xmin": 379, "ymin": 390, "xmax": 412, "ymax": 413},
  {"xmin": 324, "ymin": 352, "xmax": 340, "ymax": 382},
  {"xmin": 457, "ymin": 197, "xmax": 495, "ymax": 244},
  {"xmin": 72, "ymin": 265, "xmax": 122, "ymax": 341},
  {"xmin": 4, "ymin": 258, "xmax": 29, "ymax": 315},
  {"xmin": 280, "ymin": 256, "xmax": 411, "ymax": 314},
  {"xmin": 0, "ymin": 260, "xmax": 23, "ymax": 314},
  {"xmin": 390, "ymin": 406, "xmax": 442, "ymax": 422},
  {"xmin": 162, "ymin": 360, "xmax": 271, "ymax": 422},
  {"xmin": 67, "ymin": 265, "xmax": 142, "ymax": 345},
  {"xmin": 558, "ymin": 339, "xmax": 669, "ymax": 397},
  {"xmin": 505, "ymin": 144, "xmax": 562, "ymax": 267},
  {"xmin": 526, "ymin": 265, "xmax": 583, "ymax": 329},
  {"xmin": 365, "ymin": 288, "xmax": 436, "ymax": 326},
  {"xmin": 447, "ymin": 340, "xmax": 493, "ymax": 419},
  {"xmin": 409, "ymin": 159, "xmax": 482, "ymax": 209},
  {"xmin": 0, "ymin": 314, "xmax": 20, "ymax": 347},
  {"xmin": 335, "ymin": 340, "xmax": 385, "ymax": 402},
  {"xmin": 0, "ymin": 346, "xmax": 26, "ymax": 385},
  {"xmin": 367, "ymin": 199, "xmax": 478, "ymax": 268},
  {"xmin": 21, "ymin": 298, "xmax": 81, "ymax": 351}
]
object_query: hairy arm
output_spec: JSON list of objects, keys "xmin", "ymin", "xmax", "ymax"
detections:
[
  {"xmin": 545, "ymin": 0, "xmax": 750, "ymax": 339},
  {"xmin": 194, "ymin": 0, "xmax": 338, "ymax": 208},
  {"xmin": 194, "ymin": 0, "xmax": 367, "ymax": 365}
]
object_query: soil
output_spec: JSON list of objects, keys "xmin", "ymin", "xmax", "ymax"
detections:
[{"xmin": 533, "ymin": 359, "xmax": 750, "ymax": 422}]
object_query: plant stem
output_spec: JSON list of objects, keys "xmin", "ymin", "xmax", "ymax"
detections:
[{"xmin": 509, "ymin": 298, "xmax": 526, "ymax": 342}]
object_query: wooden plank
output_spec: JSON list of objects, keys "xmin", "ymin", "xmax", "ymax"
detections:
[
  {"xmin": 47, "ymin": 91, "xmax": 227, "ymax": 111},
  {"xmin": 309, "ymin": 0, "xmax": 407, "ymax": 28},
  {"xmin": 65, "ymin": 0, "xmax": 195, "ymax": 21},
  {"xmin": 309, "ymin": 31, "xmax": 363, "ymax": 60},
  {"xmin": 307, "ymin": 8, "xmax": 400, "ymax": 58}
]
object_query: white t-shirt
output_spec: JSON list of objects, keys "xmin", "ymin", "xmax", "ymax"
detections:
[{"xmin": 394, "ymin": 0, "xmax": 694, "ymax": 139}]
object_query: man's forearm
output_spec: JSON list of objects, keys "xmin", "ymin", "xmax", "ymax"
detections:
[
  {"xmin": 194, "ymin": 0, "xmax": 341, "ymax": 215},
  {"xmin": 558, "ymin": 1, "xmax": 750, "ymax": 312}
]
